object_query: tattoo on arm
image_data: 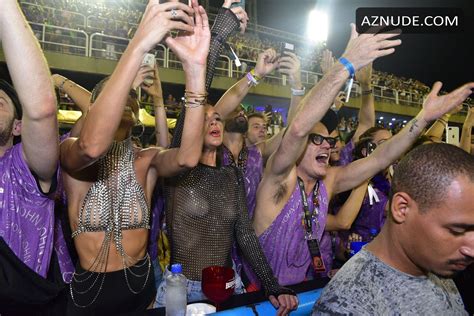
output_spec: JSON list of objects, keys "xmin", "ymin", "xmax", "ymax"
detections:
[{"xmin": 409, "ymin": 119, "xmax": 419, "ymax": 133}]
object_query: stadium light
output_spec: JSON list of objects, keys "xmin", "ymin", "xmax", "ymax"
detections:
[
  {"xmin": 379, "ymin": 116, "xmax": 384, "ymax": 120},
  {"xmin": 306, "ymin": 9, "xmax": 328, "ymax": 43}
]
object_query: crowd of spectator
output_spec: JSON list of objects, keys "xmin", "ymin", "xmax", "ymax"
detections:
[{"xmin": 20, "ymin": 0, "xmax": 472, "ymax": 109}]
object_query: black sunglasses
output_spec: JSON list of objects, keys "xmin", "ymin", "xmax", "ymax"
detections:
[{"xmin": 309, "ymin": 133, "xmax": 338, "ymax": 148}]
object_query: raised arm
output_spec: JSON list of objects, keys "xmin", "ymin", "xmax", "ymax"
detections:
[
  {"xmin": 1, "ymin": 1, "xmax": 58, "ymax": 185},
  {"xmin": 52, "ymin": 74, "xmax": 91, "ymax": 138},
  {"xmin": 424, "ymin": 104, "xmax": 462, "ymax": 142},
  {"xmin": 141, "ymin": 65, "xmax": 170, "ymax": 148},
  {"xmin": 259, "ymin": 51, "xmax": 303, "ymax": 161},
  {"xmin": 352, "ymin": 63, "xmax": 375, "ymax": 142},
  {"xmin": 269, "ymin": 25, "xmax": 402, "ymax": 178},
  {"xmin": 60, "ymin": 1, "xmax": 194, "ymax": 171},
  {"xmin": 325, "ymin": 180, "xmax": 369, "ymax": 231},
  {"xmin": 460, "ymin": 107, "xmax": 474, "ymax": 153},
  {"xmin": 150, "ymin": 1, "xmax": 211, "ymax": 178},
  {"xmin": 332, "ymin": 81, "xmax": 474, "ymax": 194},
  {"xmin": 214, "ymin": 48, "xmax": 279, "ymax": 120}
]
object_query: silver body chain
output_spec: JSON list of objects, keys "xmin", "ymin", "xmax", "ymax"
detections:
[{"xmin": 70, "ymin": 138, "xmax": 151, "ymax": 308}]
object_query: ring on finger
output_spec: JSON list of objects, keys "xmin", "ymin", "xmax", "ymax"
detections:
[{"xmin": 170, "ymin": 9, "xmax": 178, "ymax": 19}]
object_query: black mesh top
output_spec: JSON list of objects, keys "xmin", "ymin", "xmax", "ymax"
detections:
[{"xmin": 166, "ymin": 164, "xmax": 285, "ymax": 297}]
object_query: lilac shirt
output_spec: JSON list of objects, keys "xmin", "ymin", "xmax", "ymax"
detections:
[
  {"xmin": 246, "ymin": 180, "xmax": 329, "ymax": 286},
  {"xmin": 223, "ymin": 144, "xmax": 263, "ymax": 218},
  {"xmin": 351, "ymin": 184, "xmax": 389, "ymax": 241},
  {"xmin": 336, "ymin": 139, "xmax": 354, "ymax": 166},
  {"xmin": 0, "ymin": 143, "xmax": 72, "ymax": 280},
  {"xmin": 148, "ymin": 186, "xmax": 165, "ymax": 261}
]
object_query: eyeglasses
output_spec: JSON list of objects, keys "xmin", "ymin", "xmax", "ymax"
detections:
[{"xmin": 309, "ymin": 133, "xmax": 338, "ymax": 148}]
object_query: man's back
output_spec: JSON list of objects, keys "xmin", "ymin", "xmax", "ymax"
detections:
[{"xmin": 313, "ymin": 249, "xmax": 467, "ymax": 315}]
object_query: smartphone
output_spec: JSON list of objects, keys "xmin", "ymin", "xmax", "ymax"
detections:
[
  {"xmin": 280, "ymin": 42, "xmax": 295, "ymax": 57},
  {"xmin": 231, "ymin": 0, "xmax": 245, "ymax": 9},
  {"xmin": 142, "ymin": 53, "xmax": 155, "ymax": 68},
  {"xmin": 141, "ymin": 53, "xmax": 155, "ymax": 85},
  {"xmin": 446, "ymin": 126, "xmax": 460, "ymax": 146}
]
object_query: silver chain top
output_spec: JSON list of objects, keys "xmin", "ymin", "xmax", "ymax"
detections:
[{"xmin": 70, "ymin": 138, "xmax": 151, "ymax": 308}]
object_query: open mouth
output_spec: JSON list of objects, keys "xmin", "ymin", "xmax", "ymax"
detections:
[
  {"xmin": 315, "ymin": 153, "xmax": 329, "ymax": 164},
  {"xmin": 210, "ymin": 129, "xmax": 221, "ymax": 137}
]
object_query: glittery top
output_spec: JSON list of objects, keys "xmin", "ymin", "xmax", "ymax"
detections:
[{"xmin": 71, "ymin": 138, "xmax": 150, "ymax": 256}]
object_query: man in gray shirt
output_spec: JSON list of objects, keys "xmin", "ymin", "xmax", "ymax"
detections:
[{"xmin": 313, "ymin": 143, "xmax": 474, "ymax": 315}]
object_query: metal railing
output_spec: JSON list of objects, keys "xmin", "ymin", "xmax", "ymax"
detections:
[
  {"xmin": 29, "ymin": 22, "xmax": 89, "ymax": 56},
  {"xmin": 25, "ymin": 21, "xmax": 472, "ymax": 111},
  {"xmin": 86, "ymin": 15, "xmax": 138, "ymax": 34}
]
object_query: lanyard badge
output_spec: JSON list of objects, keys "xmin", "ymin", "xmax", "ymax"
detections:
[{"xmin": 307, "ymin": 238, "xmax": 326, "ymax": 273}]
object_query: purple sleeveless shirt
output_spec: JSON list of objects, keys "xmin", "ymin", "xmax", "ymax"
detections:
[
  {"xmin": 319, "ymin": 139, "xmax": 355, "ymax": 274},
  {"xmin": 351, "ymin": 183, "xmax": 389, "ymax": 242},
  {"xmin": 336, "ymin": 139, "xmax": 354, "ymax": 166},
  {"xmin": 246, "ymin": 180, "xmax": 329, "ymax": 286},
  {"xmin": 1, "ymin": 143, "xmax": 73, "ymax": 281},
  {"xmin": 223, "ymin": 144, "xmax": 263, "ymax": 218}
]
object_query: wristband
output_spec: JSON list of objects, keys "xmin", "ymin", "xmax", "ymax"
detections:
[
  {"xmin": 291, "ymin": 86, "xmax": 305, "ymax": 96},
  {"xmin": 247, "ymin": 71, "xmax": 260, "ymax": 87},
  {"xmin": 339, "ymin": 58, "xmax": 355, "ymax": 102},
  {"xmin": 250, "ymin": 69, "xmax": 262, "ymax": 81},
  {"xmin": 338, "ymin": 57, "xmax": 355, "ymax": 78}
]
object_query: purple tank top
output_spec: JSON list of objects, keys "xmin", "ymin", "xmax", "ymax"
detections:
[
  {"xmin": 337, "ymin": 139, "xmax": 354, "ymax": 166},
  {"xmin": 351, "ymin": 184, "xmax": 389, "ymax": 241},
  {"xmin": 223, "ymin": 144, "xmax": 263, "ymax": 218},
  {"xmin": 0, "ymin": 143, "xmax": 73, "ymax": 281},
  {"xmin": 246, "ymin": 180, "xmax": 329, "ymax": 286}
]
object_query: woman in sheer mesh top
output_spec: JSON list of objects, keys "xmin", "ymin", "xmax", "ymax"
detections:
[
  {"xmin": 155, "ymin": 105, "xmax": 298, "ymax": 314},
  {"xmin": 59, "ymin": 1, "xmax": 210, "ymax": 313}
]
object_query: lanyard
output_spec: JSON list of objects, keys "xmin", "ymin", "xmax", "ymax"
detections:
[
  {"xmin": 297, "ymin": 177, "xmax": 326, "ymax": 273},
  {"xmin": 297, "ymin": 177, "xmax": 320, "ymax": 239}
]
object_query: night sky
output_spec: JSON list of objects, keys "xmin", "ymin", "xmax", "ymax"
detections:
[{"xmin": 255, "ymin": 0, "xmax": 474, "ymax": 92}]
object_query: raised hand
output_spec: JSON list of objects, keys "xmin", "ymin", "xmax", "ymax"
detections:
[
  {"xmin": 166, "ymin": 0, "xmax": 211, "ymax": 70},
  {"xmin": 342, "ymin": 23, "xmax": 402, "ymax": 71},
  {"xmin": 465, "ymin": 106, "xmax": 474, "ymax": 126},
  {"xmin": 421, "ymin": 82, "xmax": 474, "ymax": 123},
  {"xmin": 320, "ymin": 49, "xmax": 335, "ymax": 75},
  {"xmin": 131, "ymin": 1, "xmax": 194, "ymax": 55},
  {"xmin": 355, "ymin": 62, "xmax": 373, "ymax": 88},
  {"xmin": 141, "ymin": 64, "xmax": 163, "ymax": 99},
  {"xmin": 278, "ymin": 51, "xmax": 302, "ymax": 89},
  {"xmin": 254, "ymin": 48, "xmax": 279, "ymax": 78},
  {"xmin": 229, "ymin": 5, "xmax": 249, "ymax": 34},
  {"xmin": 132, "ymin": 65, "xmax": 154, "ymax": 90}
]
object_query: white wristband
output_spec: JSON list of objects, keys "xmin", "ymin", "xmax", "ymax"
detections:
[{"xmin": 291, "ymin": 86, "xmax": 305, "ymax": 96}]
